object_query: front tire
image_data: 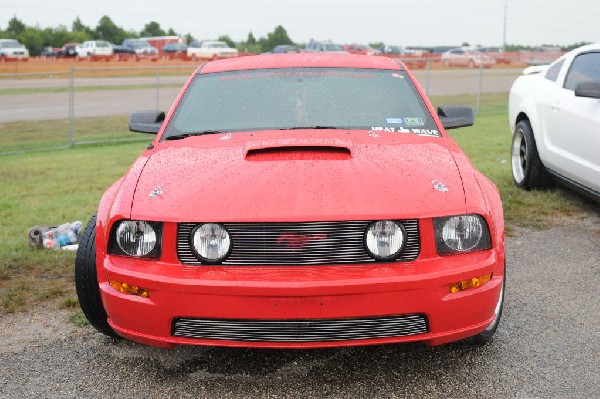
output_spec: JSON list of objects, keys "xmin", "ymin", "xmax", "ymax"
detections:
[
  {"xmin": 75, "ymin": 213, "xmax": 119, "ymax": 338},
  {"xmin": 470, "ymin": 264, "xmax": 505, "ymax": 344},
  {"xmin": 511, "ymin": 119, "xmax": 551, "ymax": 189}
]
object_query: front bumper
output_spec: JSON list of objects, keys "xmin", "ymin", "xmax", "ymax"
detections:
[{"xmin": 100, "ymin": 249, "xmax": 504, "ymax": 349}]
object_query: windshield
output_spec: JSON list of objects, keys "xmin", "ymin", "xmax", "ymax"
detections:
[
  {"xmin": 0, "ymin": 40, "xmax": 22, "ymax": 48},
  {"xmin": 207, "ymin": 42, "xmax": 227, "ymax": 48},
  {"xmin": 324, "ymin": 44, "xmax": 343, "ymax": 51},
  {"xmin": 163, "ymin": 67, "xmax": 439, "ymax": 139}
]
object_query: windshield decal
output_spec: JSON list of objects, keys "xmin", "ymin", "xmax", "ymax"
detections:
[
  {"xmin": 371, "ymin": 126, "xmax": 410, "ymax": 133},
  {"xmin": 385, "ymin": 117, "xmax": 404, "ymax": 124},
  {"xmin": 404, "ymin": 117, "xmax": 424, "ymax": 126},
  {"xmin": 411, "ymin": 128, "xmax": 439, "ymax": 136}
]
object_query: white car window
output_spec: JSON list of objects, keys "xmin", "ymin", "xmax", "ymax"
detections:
[
  {"xmin": 545, "ymin": 59, "xmax": 565, "ymax": 82},
  {"xmin": 564, "ymin": 52, "xmax": 600, "ymax": 90}
]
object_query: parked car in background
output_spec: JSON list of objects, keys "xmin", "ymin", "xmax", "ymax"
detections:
[
  {"xmin": 161, "ymin": 42, "xmax": 188, "ymax": 60},
  {"xmin": 75, "ymin": 53, "xmax": 505, "ymax": 350},
  {"xmin": 519, "ymin": 46, "xmax": 562, "ymax": 66},
  {"xmin": 110, "ymin": 43, "xmax": 135, "ymax": 61},
  {"xmin": 269, "ymin": 45, "xmax": 301, "ymax": 54},
  {"xmin": 0, "ymin": 39, "xmax": 29, "ymax": 61},
  {"xmin": 57, "ymin": 43, "xmax": 79, "ymax": 57},
  {"xmin": 379, "ymin": 45, "xmax": 427, "ymax": 69},
  {"xmin": 343, "ymin": 43, "xmax": 378, "ymax": 55},
  {"xmin": 441, "ymin": 48, "xmax": 495, "ymax": 68},
  {"xmin": 509, "ymin": 43, "xmax": 600, "ymax": 201},
  {"xmin": 477, "ymin": 47, "xmax": 512, "ymax": 64},
  {"xmin": 122, "ymin": 39, "xmax": 159, "ymax": 61},
  {"xmin": 187, "ymin": 40, "xmax": 238, "ymax": 61},
  {"xmin": 305, "ymin": 40, "xmax": 347, "ymax": 53},
  {"xmin": 75, "ymin": 40, "xmax": 113, "ymax": 60}
]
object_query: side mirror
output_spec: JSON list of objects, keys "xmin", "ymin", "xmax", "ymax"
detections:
[
  {"xmin": 575, "ymin": 81, "xmax": 600, "ymax": 99},
  {"xmin": 437, "ymin": 105, "xmax": 474, "ymax": 130},
  {"xmin": 129, "ymin": 110, "xmax": 165, "ymax": 134}
]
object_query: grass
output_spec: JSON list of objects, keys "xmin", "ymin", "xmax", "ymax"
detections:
[
  {"xmin": 0, "ymin": 116, "xmax": 148, "ymax": 154},
  {"xmin": 0, "ymin": 92, "xmax": 596, "ymax": 316}
]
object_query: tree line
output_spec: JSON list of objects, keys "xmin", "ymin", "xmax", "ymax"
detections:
[
  {"xmin": 0, "ymin": 15, "xmax": 294, "ymax": 55},
  {"xmin": 0, "ymin": 15, "xmax": 589, "ymax": 56}
]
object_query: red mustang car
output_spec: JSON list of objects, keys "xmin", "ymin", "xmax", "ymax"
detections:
[{"xmin": 76, "ymin": 53, "xmax": 505, "ymax": 349}]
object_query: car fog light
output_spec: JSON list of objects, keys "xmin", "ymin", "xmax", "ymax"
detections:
[
  {"xmin": 365, "ymin": 220, "xmax": 406, "ymax": 260},
  {"xmin": 115, "ymin": 221, "xmax": 157, "ymax": 257},
  {"xmin": 110, "ymin": 280, "xmax": 150, "ymax": 298},
  {"xmin": 192, "ymin": 223, "xmax": 231, "ymax": 263}
]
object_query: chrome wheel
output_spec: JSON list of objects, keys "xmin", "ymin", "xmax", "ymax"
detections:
[{"xmin": 511, "ymin": 127, "xmax": 527, "ymax": 184}]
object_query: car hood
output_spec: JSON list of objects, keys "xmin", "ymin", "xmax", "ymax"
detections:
[{"xmin": 130, "ymin": 131, "xmax": 467, "ymax": 222}]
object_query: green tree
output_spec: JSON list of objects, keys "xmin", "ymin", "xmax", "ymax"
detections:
[
  {"xmin": 246, "ymin": 31, "xmax": 256, "ymax": 46},
  {"xmin": 140, "ymin": 21, "xmax": 165, "ymax": 37},
  {"xmin": 95, "ymin": 15, "xmax": 126, "ymax": 43},
  {"xmin": 217, "ymin": 35, "xmax": 236, "ymax": 48},
  {"xmin": 6, "ymin": 16, "xmax": 26, "ymax": 36},
  {"xmin": 72, "ymin": 16, "xmax": 92, "ymax": 35},
  {"xmin": 19, "ymin": 27, "xmax": 44, "ymax": 55},
  {"xmin": 166, "ymin": 28, "xmax": 177, "ymax": 36},
  {"xmin": 184, "ymin": 33, "xmax": 195, "ymax": 44}
]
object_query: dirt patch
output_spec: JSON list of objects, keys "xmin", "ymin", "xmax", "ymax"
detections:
[{"xmin": 0, "ymin": 303, "xmax": 85, "ymax": 355}]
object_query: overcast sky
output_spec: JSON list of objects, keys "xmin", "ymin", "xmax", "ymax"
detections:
[{"xmin": 1, "ymin": 0, "xmax": 597, "ymax": 47}]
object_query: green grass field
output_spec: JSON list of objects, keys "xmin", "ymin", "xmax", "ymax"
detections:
[{"xmin": 0, "ymin": 93, "xmax": 594, "ymax": 314}]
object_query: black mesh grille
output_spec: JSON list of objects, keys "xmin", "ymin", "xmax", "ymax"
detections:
[
  {"xmin": 172, "ymin": 314, "xmax": 428, "ymax": 342},
  {"xmin": 177, "ymin": 220, "xmax": 420, "ymax": 266}
]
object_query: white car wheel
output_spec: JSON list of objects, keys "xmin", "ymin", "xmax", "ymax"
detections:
[{"xmin": 511, "ymin": 120, "xmax": 551, "ymax": 189}]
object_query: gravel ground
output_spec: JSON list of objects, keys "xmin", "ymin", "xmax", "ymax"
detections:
[{"xmin": 1, "ymin": 214, "xmax": 599, "ymax": 399}]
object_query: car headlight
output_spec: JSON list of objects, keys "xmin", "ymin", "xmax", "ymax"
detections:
[
  {"xmin": 364, "ymin": 220, "xmax": 406, "ymax": 260},
  {"xmin": 109, "ymin": 220, "xmax": 162, "ymax": 258},
  {"xmin": 191, "ymin": 223, "xmax": 231, "ymax": 263},
  {"xmin": 434, "ymin": 215, "xmax": 492, "ymax": 255}
]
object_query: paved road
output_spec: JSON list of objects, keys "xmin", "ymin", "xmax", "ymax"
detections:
[
  {"xmin": 1, "ymin": 213, "xmax": 598, "ymax": 398},
  {"xmin": 0, "ymin": 68, "xmax": 523, "ymax": 123}
]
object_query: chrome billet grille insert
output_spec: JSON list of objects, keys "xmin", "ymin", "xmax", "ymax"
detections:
[
  {"xmin": 172, "ymin": 314, "xmax": 428, "ymax": 342},
  {"xmin": 177, "ymin": 220, "xmax": 420, "ymax": 266}
]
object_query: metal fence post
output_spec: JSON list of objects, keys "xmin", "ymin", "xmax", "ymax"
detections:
[
  {"xmin": 156, "ymin": 67, "xmax": 160, "ymax": 109},
  {"xmin": 68, "ymin": 66, "xmax": 75, "ymax": 147},
  {"xmin": 477, "ymin": 56, "xmax": 483, "ymax": 113},
  {"xmin": 425, "ymin": 59, "xmax": 431, "ymax": 96}
]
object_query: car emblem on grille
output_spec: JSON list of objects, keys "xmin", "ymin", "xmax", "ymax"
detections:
[{"xmin": 276, "ymin": 233, "xmax": 328, "ymax": 248}]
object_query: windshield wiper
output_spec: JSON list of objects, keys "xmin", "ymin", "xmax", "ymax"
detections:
[
  {"xmin": 279, "ymin": 126, "xmax": 342, "ymax": 130},
  {"xmin": 164, "ymin": 130, "xmax": 223, "ymax": 140}
]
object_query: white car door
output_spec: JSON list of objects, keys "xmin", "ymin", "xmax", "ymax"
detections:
[{"xmin": 544, "ymin": 51, "xmax": 600, "ymax": 193}]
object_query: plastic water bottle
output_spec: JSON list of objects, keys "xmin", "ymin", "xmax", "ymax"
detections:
[{"xmin": 70, "ymin": 221, "xmax": 82, "ymax": 235}]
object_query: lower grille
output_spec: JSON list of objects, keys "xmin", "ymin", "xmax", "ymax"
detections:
[
  {"xmin": 172, "ymin": 314, "xmax": 428, "ymax": 342},
  {"xmin": 177, "ymin": 220, "xmax": 420, "ymax": 266}
]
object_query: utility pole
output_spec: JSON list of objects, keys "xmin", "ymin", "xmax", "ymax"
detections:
[{"xmin": 503, "ymin": 0, "xmax": 508, "ymax": 50}]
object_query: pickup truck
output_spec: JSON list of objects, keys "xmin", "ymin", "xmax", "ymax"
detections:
[{"xmin": 186, "ymin": 40, "xmax": 238, "ymax": 61}]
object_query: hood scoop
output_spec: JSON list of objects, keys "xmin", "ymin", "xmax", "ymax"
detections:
[{"xmin": 245, "ymin": 145, "xmax": 352, "ymax": 161}]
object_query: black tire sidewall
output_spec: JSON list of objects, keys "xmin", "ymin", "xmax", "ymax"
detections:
[{"xmin": 75, "ymin": 213, "xmax": 119, "ymax": 337}]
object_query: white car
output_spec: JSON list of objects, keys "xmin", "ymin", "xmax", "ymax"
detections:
[
  {"xmin": 0, "ymin": 39, "xmax": 29, "ymax": 61},
  {"xmin": 187, "ymin": 40, "xmax": 238, "ymax": 61},
  {"xmin": 509, "ymin": 43, "xmax": 600, "ymax": 201},
  {"xmin": 441, "ymin": 48, "xmax": 495, "ymax": 68},
  {"xmin": 75, "ymin": 40, "xmax": 114, "ymax": 60}
]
